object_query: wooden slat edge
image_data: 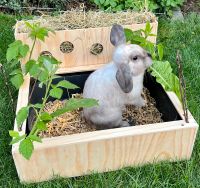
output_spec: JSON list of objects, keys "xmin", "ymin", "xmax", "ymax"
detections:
[
  {"xmin": 15, "ymin": 21, "xmax": 158, "ymax": 36},
  {"xmin": 32, "ymin": 120, "xmax": 198, "ymax": 150},
  {"xmin": 12, "ymin": 75, "xmax": 30, "ymax": 152},
  {"xmin": 166, "ymin": 91, "xmax": 197, "ymax": 123}
]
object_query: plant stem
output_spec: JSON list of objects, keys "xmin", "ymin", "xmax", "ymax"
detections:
[
  {"xmin": 29, "ymin": 36, "xmax": 36, "ymax": 60},
  {"xmin": 28, "ymin": 37, "xmax": 38, "ymax": 102},
  {"xmin": 29, "ymin": 77, "xmax": 52, "ymax": 136}
]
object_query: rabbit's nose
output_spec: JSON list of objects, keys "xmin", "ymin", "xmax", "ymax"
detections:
[{"xmin": 147, "ymin": 52, "xmax": 152, "ymax": 58}]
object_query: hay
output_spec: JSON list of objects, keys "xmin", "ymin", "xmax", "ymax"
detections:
[
  {"xmin": 16, "ymin": 10, "xmax": 157, "ymax": 33},
  {"xmin": 39, "ymin": 88, "xmax": 163, "ymax": 138}
]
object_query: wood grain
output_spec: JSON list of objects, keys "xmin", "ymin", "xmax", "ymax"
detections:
[
  {"xmin": 15, "ymin": 22, "xmax": 158, "ymax": 73},
  {"xmin": 12, "ymin": 120, "xmax": 198, "ymax": 183}
]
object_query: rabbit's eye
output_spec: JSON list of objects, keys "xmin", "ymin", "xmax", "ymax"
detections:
[{"xmin": 132, "ymin": 56, "xmax": 138, "ymax": 61}]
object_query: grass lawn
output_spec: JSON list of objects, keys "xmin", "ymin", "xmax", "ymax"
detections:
[{"xmin": 0, "ymin": 13, "xmax": 200, "ymax": 187}]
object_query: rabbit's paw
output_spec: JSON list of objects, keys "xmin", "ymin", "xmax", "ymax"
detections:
[{"xmin": 120, "ymin": 121, "xmax": 130, "ymax": 127}]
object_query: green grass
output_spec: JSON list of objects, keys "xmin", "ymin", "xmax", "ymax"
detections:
[{"xmin": 0, "ymin": 13, "xmax": 200, "ymax": 187}]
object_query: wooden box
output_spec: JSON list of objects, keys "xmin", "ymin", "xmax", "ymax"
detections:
[{"xmin": 12, "ymin": 20, "xmax": 198, "ymax": 183}]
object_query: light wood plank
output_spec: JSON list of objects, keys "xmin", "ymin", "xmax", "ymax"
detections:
[
  {"xmin": 15, "ymin": 22, "xmax": 158, "ymax": 73},
  {"xmin": 12, "ymin": 120, "xmax": 198, "ymax": 183},
  {"xmin": 12, "ymin": 75, "xmax": 30, "ymax": 151}
]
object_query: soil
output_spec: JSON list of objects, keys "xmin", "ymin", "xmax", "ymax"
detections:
[
  {"xmin": 39, "ymin": 88, "xmax": 163, "ymax": 138},
  {"xmin": 182, "ymin": 0, "xmax": 200, "ymax": 14}
]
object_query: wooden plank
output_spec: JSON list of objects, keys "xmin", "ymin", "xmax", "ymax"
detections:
[
  {"xmin": 167, "ymin": 92, "xmax": 196, "ymax": 123},
  {"xmin": 15, "ymin": 22, "xmax": 158, "ymax": 73},
  {"xmin": 12, "ymin": 120, "xmax": 198, "ymax": 183},
  {"xmin": 12, "ymin": 75, "xmax": 30, "ymax": 151}
]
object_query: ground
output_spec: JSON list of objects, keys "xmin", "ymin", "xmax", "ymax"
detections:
[{"xmin": 0, "ymin": 13, "xmax": 200, "ymax": 187}]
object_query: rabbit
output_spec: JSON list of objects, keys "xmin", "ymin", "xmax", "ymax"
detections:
[{"xmin": 83, "ymin": 24, "xmax": 152, "ymax": 130}]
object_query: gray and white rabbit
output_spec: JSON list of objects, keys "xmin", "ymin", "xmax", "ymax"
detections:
[{"xmin": 83, "ymin": 24, "xmax": 152, "ymax": 129}]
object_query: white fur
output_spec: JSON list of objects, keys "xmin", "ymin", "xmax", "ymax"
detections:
[{"xmin": 82, "ymin": 25, "xmax": 152, "ymax": 129}]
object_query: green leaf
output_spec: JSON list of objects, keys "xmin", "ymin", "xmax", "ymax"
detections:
[
  {"xmin": 33, "ymin": 103, "xmax": 43, "ymax": 109},
  {"xmin": 16, "ymin": 106, "xmax": 29, "ymax": 128},
  {"xmin": 100, "ymin": 0, "xmax": 105, "ymax": 4},
  {"xmin": 149, "ymin": 61, "xmax": 181, "ymax": 100},
  {"xmin": 26, "ymin": 22, "xmax": 53, "ymax": 42},
  {"xmin": 25, "ymin": 60, "xmax": 36, "ymax": 74},
  {"xmin": 9, "ymin": 69, "xmax": 22, "ymax": 76},
  {"xmin": 19, "ymin": 138, "xmax": 34, "ymax": 160},
  {"xmin": 124, "ymin": 28, "xmax": 134, "ymax": 42},
  {"xmin": 6, "ymin": 40, "xmax": 29, "ymax": 62},
  {"xmin": 52, "ymin": 98, "xmax": 98, "ymax": 117},
  {"xmin": 25, "ymin": 21, "xmax": 34, "ymax": 30},
  {"xmin": 19, "ymin": 44, "xmax": 29, "ymax": 58},
  {"xmin": 49, "ymin": 87, "xmax": 63, "ymax": 99},
  {"xmin": 10, "ymin": 73, "xmax": 24, "ymax": 89},
  {"xmin": 157, "ymin": 44, "xmax": 164, "ymax": 61},
  {"xmin": 36, "ymin": 121, "xmax": 48, "ymax": 131},
  {"xmin": 57, "ymin": 80, "xmax": 79, "ymax": 89},
  {"xmin": 94, "ymin": 0, "xmax": 101, "ymax": 6},
  {"xmin": 10, "ymin": 134, "xmax": 26, "ymax": 145},
  {"xmin": 145, "ymin": 21, "xmax": 151, "ymax": 34},
  {"xmin": 6, "ymin": 44, "xmax": 19, "ymax": 62},
  {"xmin": 9, "ymin": 130, "xmax": 19, "ymax": 137},
  {"xmin": 40, "ymin": 112, "xmax": 52, "ymax": 121},
  {"xmin": 29, "ymin": 63, "xmax": 40, "ymax": 77},
  {"xmin": 29, "ymin": 135, "xmax": 42, "ymax": 143},
  {"xmin": 38, "ymin": 69, "xmax": 49, "ymax": 83}
]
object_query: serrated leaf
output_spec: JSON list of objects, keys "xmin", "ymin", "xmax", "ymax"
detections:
[
  {"xmin": 9, "ymin": 69, "xmax": 22, "ymax": 76},
  {"xmin": 52, "ymin": 98, "xmax": 98, "ymax": 117},
  {"xmin": 6, "ymin": 45, "xmax": 19, "ymax": 62},
  {"xmin": 9, "ymin": 130, "xmax": 19, "ymax": 137},
  {"xmin": 124, "ymin": 28, "xmax": 134, "ymax": 42},
  {"xmin": 10, "ymin": 134, "xmax": 26, "ymax": 145},
  {"xmin": 8, "ymin": 40, "xmax": 22, "ymax": 47},
  {"xmin": 49, "ymin": 87, "xmax": 63, "ymax": 99},
  {"xmin": 19, "ymin": 138, "xmax": 34, "ymax": 160},
  {"xmin": 25, "ymin": 60, "xmax": 36, "ymax": 73},
  {"xmin": 25, "ymin": 21, "xmax": 34, "ymax": 30},
  {"xmin": 19, "ymin": 44, "xmax": 29, "ymax": 58},
  {"xmin": 36, "ymin": 121, "xmax": 48, "ymax": 131},
  {"xmin": 38, "ymin": 69, "xmax": 49, "ymax": 82},
  {"xmin": 29, "ymin": 135, "xmax": 42, "ymax": 143},
  {"xmin": 10, "ymin": 73, "xmax": 24, "ymax": 89},
  {"xmin": 40, "ymin": 112, "xmax": 52, "ymax": 121},
  {"xmin": 149, "ymin": 61, "xmax": 181, "ymax": 100},
  {"xmin": 57, "ymin": 80, "xmax": 79, "ymax": 89},
  {"xmin": 7, "ymin": 40, "xmax": 29, "ymax": 62},
  {"xmin": 29, "ymin": 64, "xmax": 40, "ymax": 77},
  {"xmin": 16, "ymin": 106, "xmax": 29, "ymax": 128}
]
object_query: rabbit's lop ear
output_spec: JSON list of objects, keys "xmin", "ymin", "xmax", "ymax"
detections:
[
  {"xmin": 116, "ymin": 64, "xmax": 133, "ymax": 93},
  {"xmin": 110, "ymin": 24, "xmax": 126, "ymax": 46}
]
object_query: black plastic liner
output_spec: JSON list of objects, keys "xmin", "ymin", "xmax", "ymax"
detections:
[{"xmin": 28, "ymin": 71, "xmax": 181, "ymax": 131}]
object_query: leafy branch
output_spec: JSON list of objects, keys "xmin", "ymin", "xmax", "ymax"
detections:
[
  {"xmin": 125, "ymin": 21, "xmax": 181, "ymax": 100},
  {"xmin": 8, "ymin": 22, "xmax": 98, "ymax": 160}
]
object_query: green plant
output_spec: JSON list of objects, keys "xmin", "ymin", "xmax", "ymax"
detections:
[
  {"xmin": 125, "ymin": 22, "xmax": 181, "ymax": 99},
  {"xmin": 0, "ymin": 0, "xmax": 66, "ymax": 9},
  {"xmin": 8, "ymin": 22, "xmax": 98, "ymax": 160},
  {"xmin": 91, "ymin": 0, "xmax": 184, "ymax": 16},
  {"xmin": 156, "ymin": 0, "xmax": 185, "ymax": 16},
  {"xmin": 91, "ymin": 0, "xmax": 158, "ymax": 12}
]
